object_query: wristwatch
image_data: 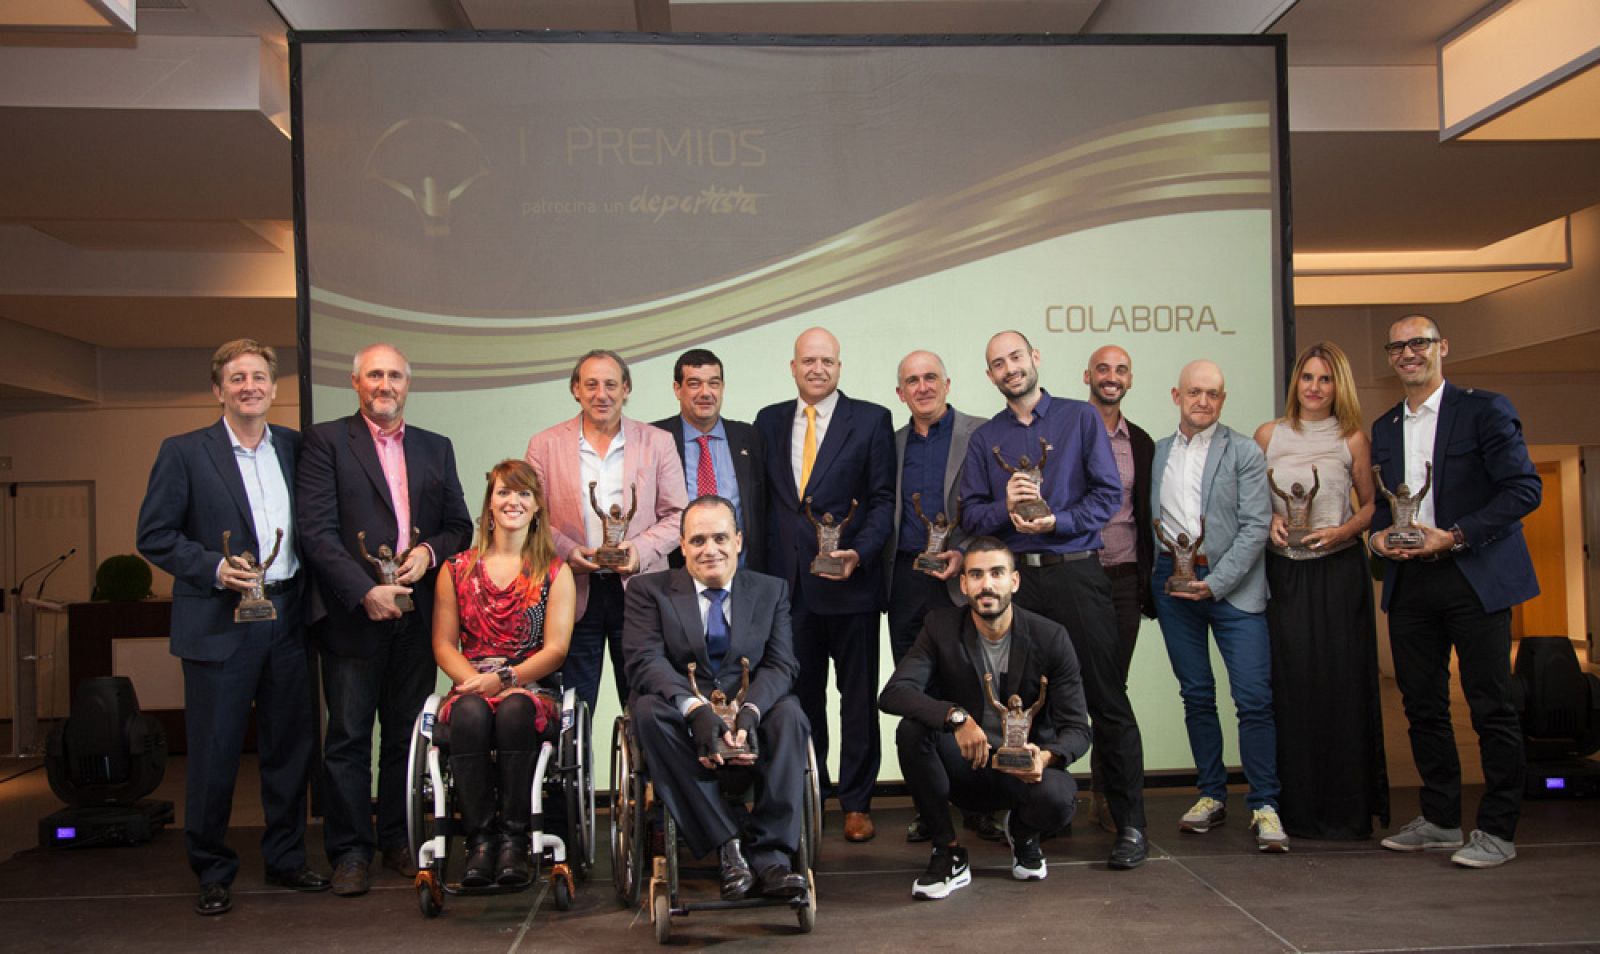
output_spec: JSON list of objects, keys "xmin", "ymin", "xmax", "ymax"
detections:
[
  {"xmin": 496, "ymin": 666, "xmax": 518, "ymax": 690},
  {"xmin": 1449, "ymin": 525, "xmax": 1467, "ymax": 552},
  {"xmin": 946, "ymin": 707, "xmax": 969, "ymax": 730}
]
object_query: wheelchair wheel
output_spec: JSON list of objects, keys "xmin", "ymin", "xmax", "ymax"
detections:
[
  {"xmin": 552, "ymin": 874, "xmax": 573, "ymax": 911},
  {"xmin": 609, "ymin": 716, "xmax": 647, "ymax": 907},
  {"xmin": 416, "ymin": 870, "xmax": 443, "ymax": 919},
  {"xmin": 404, "ymin": 707, "xmax": 432, "ymax": 872},
  {"xmin": 803, "ymin": 738, "xmax": 822, "ymax": 870},
  {"xmin": 564, "ymin": 699, "xmax": 595, "ymax": 880},
  {"xmin": 652, "ymin": 890, "xmax": 671, "ymax": 944}
]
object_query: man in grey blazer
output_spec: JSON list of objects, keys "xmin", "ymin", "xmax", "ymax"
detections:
[
  {"xmin": 881, "ymin": 350, "xmax": 995, "ymax": 842},
  {"xmin": 1150, "ymin": 359, "xmax": 1285, "ymax": 852}
]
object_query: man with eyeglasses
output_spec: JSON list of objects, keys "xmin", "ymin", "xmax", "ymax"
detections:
[
  {"xmin": 1370, "ymin": 315, "xmax": 1540, "ymax": 869},
  {"xmin": 1150, "ymin": 359, "xmax": 1286, "ymax": 852}
]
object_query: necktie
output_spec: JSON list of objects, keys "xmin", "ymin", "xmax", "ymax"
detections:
[
  {"xmin": 799, "ymin": 405, "xmax": 817, "ymax": 495},
  {"xmin": 704, "ymin": 588, "xmax": 729, "ymax": 674},
  {"xmin": 696, "ymin": 435, "xmax": 717, "ymax": 497}
]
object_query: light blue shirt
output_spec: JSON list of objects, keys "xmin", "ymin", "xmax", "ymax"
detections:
[
  {"xmin": 222, "ymin": 418, "xmax": 298, "ymax": 583},
  {"xmin": 678, "ymin": 417, "xmax": 743, "ymax": 529}
]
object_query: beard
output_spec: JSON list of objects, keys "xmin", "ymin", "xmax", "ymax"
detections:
[{"xmin": 973, "ymin": 590, "xmax": 1012, "ymax": 620}]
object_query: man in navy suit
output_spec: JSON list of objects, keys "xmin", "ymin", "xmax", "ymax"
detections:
[
  {"xmin": 652, "ymin": 347, "xmax": 767, "ymax": 573},
  {"xmin": 137, "ymin": 339, "xmax": 328, "ymax": 916},
  {"xmin": 296, "ymin": 343, "xmax": 473, "ymax": 896},
  {"xmin": 754, "ymin": 327, "xmax": 895, "ymax": 842},
  {"xmin": 1370, "ymin": 314, "xmax": 1541, "ymax": 868},
  {"xmin": 622, "ymin": 495, "xmax": 808, "ymax": 900}
]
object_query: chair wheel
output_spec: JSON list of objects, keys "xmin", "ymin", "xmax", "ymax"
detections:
[
  {"xmin": 652, "ymin": 891, "xmax": 671, "ymax": 944},
  {"xmin": 552, "ymin": 875, "xmax": 573, "ymax": 911},
  {"xmin": 416, "ymin": 872, "xmax": 442, "ymax": 919},
  {"xmin": 797, "ymin": 899, "xmax": 815, "ymax": 934}
]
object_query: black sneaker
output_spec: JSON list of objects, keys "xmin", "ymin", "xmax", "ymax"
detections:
[
  {"xmin": 911, "ymin": 846, "xmax": 971, "ymax": 900},
  {"xmin": 1005, "ymin": 814, "xmax": 1046, "ymax": 881}
]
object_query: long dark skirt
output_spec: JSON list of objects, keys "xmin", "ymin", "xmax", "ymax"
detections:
[{"xmin": 1266, "ymin": 544, "xmax": 1390, "ymax": 840}]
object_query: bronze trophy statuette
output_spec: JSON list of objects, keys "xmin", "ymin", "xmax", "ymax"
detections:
[
  {"xmin": 1375, "ymin": 462, "xmax": 1432, "ymax": 550},
  {"xmin": 589, "ymin": 481, "xmax": 638, "ymax": 568},
  {"xmin": 1155, "ymin": 518, "xmax": 1205, "ymax": 594},
  {"xmin": 911, "ymin": 492, "xmax": 956, "ymax": 574},
  {"xmin": 687, "ymin": 657, "xmax": 753, "ymax": 759},
  {"xmin": 984, "ymin": 672, "xmax": 1048, "ymax": 773},
  {"xmin": 1267, "ymin": 465, "xmax": 1320, "ymax": 549},
  {"xmin": 223, "ymin": 528, "xmax": 282, "ymax": 623},
  {"xmin": 805, "ymin": 496, "xmax": 858, "ymax": 576},
  {"xmin": 992, "ymin": 438, "xmax": 1052, "ymax": 521},
  {"xmin": 359, "ymin": 527, "xmax": 421, "ymax": 612}
]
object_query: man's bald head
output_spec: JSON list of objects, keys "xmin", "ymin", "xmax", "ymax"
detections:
[{"xmin": 1172, "ymin": 359, "xmax": 1226, "ymax": 436}]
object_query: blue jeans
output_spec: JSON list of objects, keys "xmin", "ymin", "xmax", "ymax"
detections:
[
  {"xmin": 560, "ymin": 573, "xmax": 627, "ymax": 715},
  {"xmin": 1153, "ymin": 557, "xmax": 1279, "ymax": 809}
]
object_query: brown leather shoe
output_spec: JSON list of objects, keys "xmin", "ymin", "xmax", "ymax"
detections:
[
  {"xmin": 380, "ymin": 845, "xmax": 419, "ymax": 878},
  {"xmin": 330, "ymin": 858, "xmax": 370, "ymax": 897},
  {"xmin": 843, "ymin": 811, "xmax": 875, "ymax": 843}
]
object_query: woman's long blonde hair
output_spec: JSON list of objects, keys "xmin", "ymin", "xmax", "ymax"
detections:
[
  {"xmin": 473, "ymin": 459, "xmax": 557, "ymax": 574},
  {"xmin": 1284, "ymin": 341, "xmax": 1363, "ymax": 437}
]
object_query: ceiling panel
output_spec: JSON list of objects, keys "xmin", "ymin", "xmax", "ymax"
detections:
[{"xmin": 0, "ymin": 294, "xmax": 294, "ymax": 347}]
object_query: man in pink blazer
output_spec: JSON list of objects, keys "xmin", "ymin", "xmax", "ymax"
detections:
[{"xmin": 525, "ymin": 349, "xmax": 687, "ymax": 712}]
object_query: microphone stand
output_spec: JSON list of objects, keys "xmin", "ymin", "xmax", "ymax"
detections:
[{"xmin": 9, "ymin": 548, "xmax": 76, "ymax": 758}]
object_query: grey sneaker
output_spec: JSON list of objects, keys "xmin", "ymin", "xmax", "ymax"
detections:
[
  {"xmin": 1451, "ymin": 830, "xmax": 1516, "ymax": 869},
  {"xmin": 1381, "ymin": 816, "xmax": 1465, "ymax": 852},
  {"xmin": 1250, "ymin": 807, "xmax": 1290, "ymax": 852},
  {"xmin": 1179, "ymin": 796, "xmax": 1226, "ymax": 833}
]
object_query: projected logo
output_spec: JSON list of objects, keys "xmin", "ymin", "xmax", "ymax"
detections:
[{"xmin": 364, "ymin": 118, "xmax": 491, "ymax": 238}]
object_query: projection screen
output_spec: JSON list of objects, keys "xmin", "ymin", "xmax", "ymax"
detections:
[{"xmin": 293, "ymin": 33, "xmax": 1291, "ymax": 782}]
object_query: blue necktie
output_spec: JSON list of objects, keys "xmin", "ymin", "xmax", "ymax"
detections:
[{"xmin": 704, "ymin": 588, "xmax": 729, "ymax": 674}]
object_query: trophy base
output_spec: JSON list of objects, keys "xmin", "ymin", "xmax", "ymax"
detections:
[
  {"xmin": 1385, "ymin": 528, "xmax": 1424, "ymax": 549},
  {"xmin": 235, "ymin": 600, "xmax": 277, "ymax": 623},
  {"xmin": 394, "ymin": 592, "xmax": 414, "ymax": 613},
  {"xmin": 810, "ymin": 554, "xmax": 845, "ymax": 576},
  {"xmin": 1285, "ymin": 528, "xmax": 1311, "ymax": 549},
  {"xmin": 715, "ymin": 740, "xmax": 755, "ymax": 760},
  {"xmin": 992, "ymin": 748, "xmax": 1035, "ymax": 772},
  {"xmin": 913, "ymin": 553, "xmax": 947, "ymax": 574},
  {"xmin": 1165, "ymin": 577, "xmax": 1199, "ymax": 595},
  {"xmin": 594, "ymin": 547, "xmax": 630, "ymax": 569},
  {"xmin": 1013, "ymin": 501, "xmax": 1051, "ymax": 522}
]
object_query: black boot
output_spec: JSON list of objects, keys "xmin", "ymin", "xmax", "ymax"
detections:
[
  {"xmin": 450, "ymin": 753, "xmax": 498, "ymax": 887},
  {"xmin": 496, "ymin": 749, "xmax": 537, "ymax": 886}
]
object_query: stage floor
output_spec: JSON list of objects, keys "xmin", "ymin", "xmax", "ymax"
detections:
[{"xmin": 0, "ymin": 777, "xmax": 1596, "ymax": 953}]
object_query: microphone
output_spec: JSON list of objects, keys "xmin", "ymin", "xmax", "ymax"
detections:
[{"xmin": 20, "ymin": 547, "xmax": 76, "ymax": 601}]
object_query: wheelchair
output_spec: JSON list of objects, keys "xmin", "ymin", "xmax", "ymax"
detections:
[
  {"xmin": 610, "ymin": 711, "xmax": 821, "ymax": 943},
  {"xmin": 405, "ymin": 684, "xmax": 595, "ymax": 918}
]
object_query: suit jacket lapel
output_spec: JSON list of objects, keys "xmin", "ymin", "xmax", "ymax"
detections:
[
  {"xmin": 203, "ymin": 421, "xmax": 255, "ymax": 539},
  {"xmin": 806, "ymin": 391, "xmax": 853, "ymax": 493},
  {"xmin": 402, "ymin": 425, "xmax": 425, "ymax": 526},
  {"xmin": 1431, "ymin": 382, "xmax": 1459, "ymax": 493},
  {"xmin": 942, "ymin": 412, "xmax": 976, "ymax": 519},
  {"xmin": 1200, "ymin": 427, "xmax": 1226, "ymax": 510},
  {"xmin": 1001, "ymin": 618, "xmax": 1032, "ymax": 699},
  {"xmin": 891, "ymin": 424, "xmax": 908, "ymax": 535},
  {"xmin": 728, "ymin": 577, "xmax": 760, "ymax": 672},
  {"xmin": 772, "ymin": 404, "xmax": 799, "ymax": 505},
  {"xmin": 273, "ymin": 425, "xmax": 296, "ymax": 508},
  {"xmin": 348, "ymin": 414, "xmax": 396, "ymax": 519},
  {"xmin": 667, "ymin": 570, "xmax": 711, "ymax": 672}
]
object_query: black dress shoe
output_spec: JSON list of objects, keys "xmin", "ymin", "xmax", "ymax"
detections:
[
  {"xmin": 906, "ymin": 815, "xmax": 930, "ymax": 843},
  {"xmin": 964, "ymin": 810, "xmax": 1006, "ymax": 843},
  {"xmin": 462, "ymin": 835, "xmax": 497, "ymax": 888},
  {"xmin": 330, "ymin": 858, "xmax": 370, "ymax": 897},
  {"xmin": 755, "ymin": 863, "xmax": 807, "ymax": 900},
  {"xmin": 1108, "ymin": 827, "xmax": 1147, "ymax": 870},
  {"xmin": 718, "ymin": 839, "xmax": 754, "ymax": 901},
  {"xmin": 265, "ymin": 866, "xmax": 332, "ymax": 892},
  {"xmin": 196, "ymin": 883, "xmax": 232, "ymax": 916},
  {"xmin": 496, "ymin": 835, "xmax": 533, "ymax": 887}
]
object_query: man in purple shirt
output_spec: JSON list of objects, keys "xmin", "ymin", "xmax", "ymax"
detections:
[
  {"xmin": 959, "ymin": 331, "xmax": 1149, "ymax": 869},
  {"xmin": 1083, "ymin": 345, "xmax": 1157, "ymax": 833}
]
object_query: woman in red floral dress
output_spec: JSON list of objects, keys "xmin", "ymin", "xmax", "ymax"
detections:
[{"xmin": 433, "ymin": 459, "xmax": 575, "ymax": 886}]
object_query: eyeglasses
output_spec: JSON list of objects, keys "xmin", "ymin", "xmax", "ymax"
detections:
[{"xmin": 1383, "ymin": 337, "xmax": 1439, "ymax": 357}]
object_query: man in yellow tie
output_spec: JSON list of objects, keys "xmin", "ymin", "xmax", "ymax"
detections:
[{"xmin": 755, "ymin": 327, "xmax": 896, "ymax": 843}]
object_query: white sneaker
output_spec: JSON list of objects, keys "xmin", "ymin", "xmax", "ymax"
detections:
[
  {"xmin": 1179, "ymin": 796, "xmax": 1226, "ymax": 833},
  {"xmin": 1381, "ymin": 816, "xmax": 1465, "ymax": 852},
  {"xmin": 1250, "ymin": 807, "xmax": 1290, "ymax": 853},
  {"xmin": 911, "ymin": 846, "xmax": 971, "ymax": 899},
  {"xmin": 1451, "ymin": 830, "xmax": 1516, "ymax": 869}
]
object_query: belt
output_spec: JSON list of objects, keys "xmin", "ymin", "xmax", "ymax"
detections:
[
  {"xmin": 1016, "ymin": 550, "xmax": 1094, "ymax": 568},
  {"xmin": 262, "ymin": 574, "xmax": 300, "ymax": 596},
  {"xmin": 1101, "ymin": 562, "xmax": 1141, "ymax": 579},
  {"xmin": 1192, "ymin": 555, "xmax": 1209, "ymax": 568}
]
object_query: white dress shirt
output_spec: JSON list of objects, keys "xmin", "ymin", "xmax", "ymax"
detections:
[
  {"xmin": 219, "ymin": 418, "xmax": 298, "ymax": 585},
  {"xmin": 1160, "ymin": 422, "xmax": 1217, "ymax": 540},
  {"xmin": 579, "ymin": 426, "xmax": 628, "ymax": 551},
  {"xmin": 1401, "ymin": 380, "xmax": 1445, "ymax": 529},
  {"xmin": 789, "ymin": 390, "xmax": 840, "ymax": 491},
  {"xmin": 679, "ymin": 578, "xmax": 735, "ymax": 715}
]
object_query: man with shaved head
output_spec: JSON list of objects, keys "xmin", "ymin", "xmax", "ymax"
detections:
[
  {"xmin": 1370, "ymin": 314, "xmax": 1539, "ymax": 868},
  {"xmin": 755, "ymin": 327, "xmax": 895, "ymax": 842},
  {"xmin": 959, "ymin": 330, "xmax": 1149, "ymax": 870},
  {"xmin": 1082, "ymin": 345, "xmax": 1157, "ymax": 834},
  {"xmin": 882, "ymin": 349, "xmax": 995, "ymax": 843},
  {"xmin": 1151, "ymin": 359, "xmax": 1285, "ymax": 852}
]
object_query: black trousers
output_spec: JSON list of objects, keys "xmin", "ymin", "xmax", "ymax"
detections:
[
  {"xmin": 896, "ymin": 721, "xmax": 1076, "ymax": 847},
  {"xmin": 182, "ymin": 585, "xmax": 314, "ymax": 887},
  {"xmin": 790, "ymin": 600, "xmax": 880, "ymax": 813},
  {"xmin": 633, "ymin": 693, "xmax": 810, "ymax": 869},
  {"xmin": 1014, "ymin": 557, "xmax": 1147, "ymax": 829},
  {"xmin": 1094, "ymin": 564, "xmax": 1143, "ymax": 794},
  {"xmin": 1388, "ymin": 559, "xmax": 1524, "ymax": 840},
  {"xmin": 888, "ymin": 551, "xmax": 958, "ymax": 665}
]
